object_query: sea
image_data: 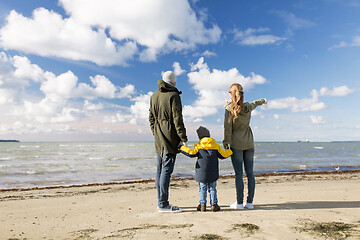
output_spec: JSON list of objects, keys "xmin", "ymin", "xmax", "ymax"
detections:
[{"xmin": 0, "ymin": 141, "xmax": 359, "ymax": 189}]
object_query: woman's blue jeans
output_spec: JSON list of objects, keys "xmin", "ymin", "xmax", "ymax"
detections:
[
  {"xmin": 156, "ymin": 151, "xmax": 176, "ymax": 208},
  {"xmin": 230, "ymin": 147, "xmax": 255, "ymax": 204},
  {"xmin": 199, "ymin": 181, "xmax": 217, "ymax": 205}
]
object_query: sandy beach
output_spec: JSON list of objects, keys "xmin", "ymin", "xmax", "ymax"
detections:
[{"xmin": 1, "ymin": 171, "xmax": 360, "ymax": 240}]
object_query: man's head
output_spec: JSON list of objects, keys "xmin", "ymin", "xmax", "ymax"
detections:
[{"xmin": 162, "ymin": 71, "xmax": 177, "ymax": 86}]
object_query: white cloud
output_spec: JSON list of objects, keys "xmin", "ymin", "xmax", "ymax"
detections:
[
  {"xmin": 193, "ymin": 50, "xmax": 217, "ymax": 57},
  {"xmin": 193, "ymin": 118, "xmax": 203, "ymax": 123},
  {"xmin": 201, "ymin": 50, "xmax": 216, "ymax": 57},
  {"xmin": 116, "ymin": 84, "xmax": 136, "ymax": 99},
  {"xmin": 233, "ymin": 28, "xmax": 286, "ymax": 46},
  {"xmin": 0, "ymin": 52, "xmax": 136, "ymax": 128},
  {"xmin": 173, "ymin": 62, "xmax": 186, "ymax": 76},
  {"xmin": 184, "ymin": 57, "xmax": 266, "ymax": 120},
  {"xmin": 251, "ymin": 110, "xmax": 265, "ymax": 119},
  {"xmin": 273, "ymin": 11, "xmax": 316, "ymax": 30},
  {"xmin": 40, "ymin": 72, "xmax": 135, "ymax": 101},
  {"xmin": 329, "ymin": 35, "xmax": 360, "ymax": 50},
  {"xmin": 107, "ymin": 92, "xmax": 153, "ymax": 125},
  {"xmin": 0, "ymin": 88, "xmax": 15, "ymax": 105},
  {"xmin": 0, "ymin": 0, "xmax": 222, "ymax": 66},
  {"xmin": 50, "ymin": 107, "xmax": 84, "ymax": 123},
  {"xmin": 252, "ymin": 110, "xmax": 260, "ymax": 116},
  {"xmin": 319, "ymin": 85, "xmax": 354, "ymax": 96},
  {"xmin": 0, "ymin": 121, "xmax": 73, "ymax": 135},
  {"xmin": 267, "ymin": 89, "xmax": 326, "ymax": 112},
  {"xmin": 84, "ymin": 100, "xmax": 103, "ymax": 111},
  {"xmin": 41, "ymin": 71, "xmax": 78, "ymax": 101},
  {"xmin": 13, "ymin": 55, "xmax": 45, "ymax": 83},
  {"xmin": 0, "ymin": 9, "xmax": 138, "ymax": 66},
  {"xmin": 128, "ymin": 92, "xmax": 152, "ymax": 125},
  {"xmin": 310, "ymin": 115, "xmax": 326, "ymax": 124}
]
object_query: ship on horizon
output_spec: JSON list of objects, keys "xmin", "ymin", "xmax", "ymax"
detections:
[{"xmin": 297, "ymin": 139, "xmax": 310, "ymax": 143}]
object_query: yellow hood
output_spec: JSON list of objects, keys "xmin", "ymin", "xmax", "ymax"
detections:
[{"xmin": 198, "ymin": 137, "xmax": 218, "ymax": 150}]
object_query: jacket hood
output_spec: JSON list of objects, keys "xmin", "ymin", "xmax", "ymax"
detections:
[
  {"xmin": 198, "ymin": 137, "xmax": 217, "ymax": 150},
  {"xmin": 157, "ymin": 80, "xmax": 182, "ymax": 94}
]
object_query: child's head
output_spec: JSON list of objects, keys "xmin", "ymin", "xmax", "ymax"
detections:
[{"xmin": 196, "ymin": 126, "xmax": 210, "ymax": 140}]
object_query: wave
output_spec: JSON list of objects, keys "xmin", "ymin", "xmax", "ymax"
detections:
[
  {"xmin": 89, "ymin": 157, "xmax": 104, "ymax": 160},
  {"xmin": 0, "ymin": 169, "xmax": 78, "ymax": 176},
  {"xmin": 20, "ymin": 145, "xmax": 40, "ymax": 148}
]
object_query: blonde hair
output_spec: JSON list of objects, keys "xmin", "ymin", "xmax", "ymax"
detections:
[{"xmin": 228, "ymin": 83, "xmax": 244, "ymax": 122}]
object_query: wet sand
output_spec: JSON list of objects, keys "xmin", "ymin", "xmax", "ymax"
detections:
[{"xmin": 1, "ymin": 170, "xmax": 360, "ymax": 239}]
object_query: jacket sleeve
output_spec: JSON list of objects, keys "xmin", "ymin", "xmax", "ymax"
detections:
[
  {"xmin": 179, "ymin": 145, "xmax": 199, "ymax": 158},
  {"xmin": 223, "ymin": 108, "xmax": 232, "ymax": 146},
  {"xmin": 248, "ymin": 99, "xmax": 266, "ymax": 111},
  {"xmin": 149, "ymin": 97, "xmax": 155, "ymax": 135},
  {"xmin": 216, "ymin": 143, "xmax": 233, "ymax": 159},
  {"xmin": 172, "ymin": 94, "xmax": 188, "ymax": 142}
]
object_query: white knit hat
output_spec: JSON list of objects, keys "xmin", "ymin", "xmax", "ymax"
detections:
[{"xmin": 162, "ymin": 71, "xmax": 176, "ymax": 86}]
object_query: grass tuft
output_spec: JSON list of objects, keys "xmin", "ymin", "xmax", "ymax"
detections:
[
  {"xmin": 226, "ymin": 223, "xmax": 260, "ymax": 235},
  {"xmin": 296, "ymin": 220, "xmax": 360, "ymax": 239},
  {"xmin": 104, "ymin": 223, "xmax": 193, "ymax": 239},
  {"xmin": 194, "ymin": 233, "xmax": 228, "ymax": 240}
]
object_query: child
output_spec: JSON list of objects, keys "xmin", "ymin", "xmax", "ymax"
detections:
[{"xmin": 179, "ymin": 126, "xmax": 233, "ymax": 212}]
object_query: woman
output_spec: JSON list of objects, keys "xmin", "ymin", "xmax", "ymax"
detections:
[{"xmin": 223, "ymin": 83, "xmax": 267, "ymax": 210}]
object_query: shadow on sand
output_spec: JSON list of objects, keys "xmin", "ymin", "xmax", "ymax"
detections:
[{"xmin": 180, "ymin": 201, "xmax": 360, "ymax": 212}]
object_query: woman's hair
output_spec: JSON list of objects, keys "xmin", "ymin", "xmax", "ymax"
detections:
[{"xmin": 228, "ymin": 83, "xmax": 244, "ymax": 122}]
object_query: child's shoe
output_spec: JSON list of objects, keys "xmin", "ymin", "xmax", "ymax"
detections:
[
  {"xmin": 211, "ymin": 204, "xmax": 220, "ymax": 212},
  {"xmin": 229, "ymin": 202, "xmax": 244, "ymax": 209},
  {"xmin": 244, "ymin": 202, "xmax": 254, "ymax": 209},
  {"xmin": 197, "ymin": 204, "xmax": 206, "ymax": 212}
]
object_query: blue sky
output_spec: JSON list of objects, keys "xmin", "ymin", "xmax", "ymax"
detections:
[{"xmin": 0, "ymin": 0, "xmax": 359, "ymax": 142}]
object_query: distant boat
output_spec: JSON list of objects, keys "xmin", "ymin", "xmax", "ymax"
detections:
[{"xmin": 297, "ymin": 140, "xmax": 310, "ymax": 143}]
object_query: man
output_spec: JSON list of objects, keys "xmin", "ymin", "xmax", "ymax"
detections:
[{"xmin": 149, "ymin": 71, "xmax": 188, "ymax": 213}]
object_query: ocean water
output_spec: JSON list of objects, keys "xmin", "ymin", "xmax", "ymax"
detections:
[{"xmin": 0, "ymin": 141, "xmax": 359, "ymax": 189}]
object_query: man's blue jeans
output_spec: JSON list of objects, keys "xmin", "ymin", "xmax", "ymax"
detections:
[
  {"xmin": 230, "ymin": 147, "xmax": 255, "ymax": 204},
  {"xmin": 156, "ymin": 151, "xmax": 176, "ymax": 208},
  {"xmin": 199, "ymin": 181, "xmax": 218, "ymax": 205}
]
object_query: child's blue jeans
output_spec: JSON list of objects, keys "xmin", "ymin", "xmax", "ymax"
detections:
[{"xmin": 199, "ymin": 181, "xmax": 218, "ymax": 205}]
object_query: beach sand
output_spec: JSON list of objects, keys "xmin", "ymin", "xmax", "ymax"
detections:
[{"xmin": 1, "ymin": 171, "xmax": 360, "ymax": 240}]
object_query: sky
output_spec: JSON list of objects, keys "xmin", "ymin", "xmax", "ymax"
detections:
[{"xmin": 0, "ymin": 0, "xmax": 359, "ymax": 142}]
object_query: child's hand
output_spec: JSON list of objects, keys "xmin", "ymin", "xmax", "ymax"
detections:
[
  {"xmin": 223, "ymin": 143, "xmax": 229, "ymax": 149},
  {"xmin": 183, "ymin": 141, "xmax": 188, "ymax": 147}
]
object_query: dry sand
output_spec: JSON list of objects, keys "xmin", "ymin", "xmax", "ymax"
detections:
[{"xmin": 1, "ymin": 171, "xmax": 360, "ymax": 240}]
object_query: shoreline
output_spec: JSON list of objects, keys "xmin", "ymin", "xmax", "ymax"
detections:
[{"xmin": 1, "ymin": 169, "xmax": 359, "ymax": 193}]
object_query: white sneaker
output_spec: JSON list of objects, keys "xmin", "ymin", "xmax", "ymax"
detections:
[
  {"xmin": 244, "ymin": 203, "xmax": 254, "ymax": 209},
  {"xmin": 158, "ymin": 204, "xmax": 182, "ymax": 213},
  {"xmin": 229, "ymin": 202, "xmax": 244, "ymax": 209}
]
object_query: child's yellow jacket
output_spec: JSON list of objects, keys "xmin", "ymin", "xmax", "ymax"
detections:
[{"xmin": 179, "ymin": 137, "xmax": 232, "ymax": 183}]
